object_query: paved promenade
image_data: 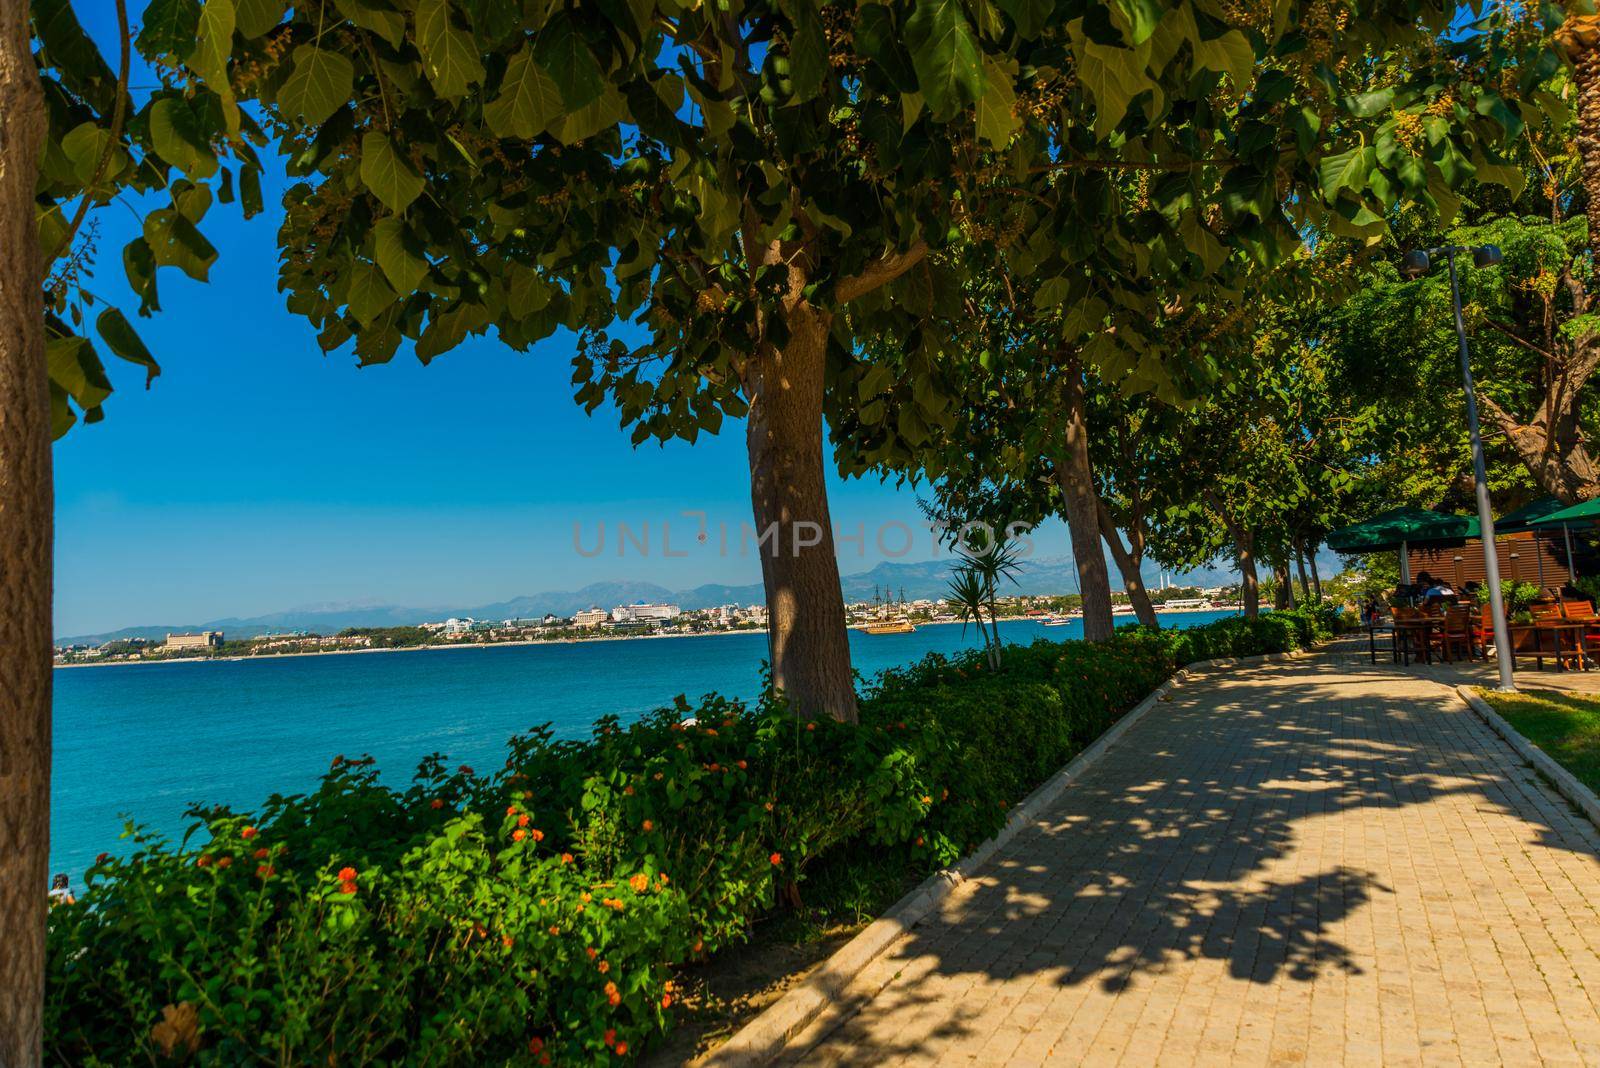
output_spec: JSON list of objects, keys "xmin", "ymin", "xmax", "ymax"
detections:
[{"xmin": 779, "ymin": 651, "xmax": 1600, "ymax": 1066}]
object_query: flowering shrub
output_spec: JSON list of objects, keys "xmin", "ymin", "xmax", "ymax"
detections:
[{"xmin": 46, "ymin": 613, "xmax": 1324, "ymax": 1064}]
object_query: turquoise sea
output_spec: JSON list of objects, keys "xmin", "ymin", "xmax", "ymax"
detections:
[{"xmin": 51, "ymin": 611, "xmax": 1237, "ymax": 881}]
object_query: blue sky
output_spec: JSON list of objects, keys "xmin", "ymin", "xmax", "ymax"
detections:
[{"xmin": 55, "ymin": 4, "xmax": 1073, "ymax": 636}]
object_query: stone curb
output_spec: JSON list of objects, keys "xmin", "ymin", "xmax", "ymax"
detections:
[
  {"xmin": 1455, "ymin": 685, "xmax": 1600, "ymax": 831},
  {"xmin": 695, "ymin": 646, "xmax": 1311, "ymax": 1067}
]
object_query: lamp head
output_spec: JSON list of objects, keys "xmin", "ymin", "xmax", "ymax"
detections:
[
  {"xmin": 1473, "ymin": 244, "xmax": 1503, "ymax": 269},
  {"xmin": 1400, "ymin": 249, "xmax": 1432, "ymax": 279}
]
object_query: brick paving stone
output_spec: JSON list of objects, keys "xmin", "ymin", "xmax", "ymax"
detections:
[{"xmin": 774, "ymin": 650, "xmax": 1600, "ymax": 1066}]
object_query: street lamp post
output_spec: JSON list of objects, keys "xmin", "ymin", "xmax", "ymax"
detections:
[{"xmin": 1401, "ymin": 244, "xmax": 1516, "ymax": 691}]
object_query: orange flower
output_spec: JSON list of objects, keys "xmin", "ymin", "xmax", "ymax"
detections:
[
  {"xmin": 662, "ymin": 993, "xmax": 673, "ymax": 1008},
  {"xmin": 256, "ymin": 864, "xmax": 275, "ymax": 879},
  {"xmin": 652, "ymin": 772, "xmax": 663, "ymax": 781},
  {"xmin": 616, "ymin": 1041, "xmax": 629, "ymax": 1055},
  {"xmin": 604, "ymin": 981, "xmax": 618, "ymax": 996},
  {"xmin": 581, "ymin": 892, "xmax": 592, "ymax": 902},
  {"xmin": 338, "ymin": 866, "xmax": 357, "ymax": 882},
  {"xmin": 522, "ymin": 790, "xmax": 533, "ymax": 800},
  {"xmin": 914, "ymin": 837, "xmax": 925, "ymax": 847},
  {"xmin": 692, "ymin": 938, "xmax": 704, "ymax": 953},
  {"xmin": 658, "ymin": 873, "xmax": 669, "ymax": 885},
  {"xmin": 95, "ymin": 852, "xmax": 110, "ymax": 864},
  {"xmin": 608, "ymin": 992, "xmax": 621, "ymax": 1007},
  {"xmin": 561, "ymin": 853, "xmax": 575, "ymax": 864},
  {"xmin": 737, "ymin": 760, "xmax": 748, "ymax": 770},
  {"xmin": 805, "ymin": 722, "xmax": 816, "ymax": 732},
  {"xmin": 603, "ymin": 1029, "xmax": 616, "ymax": 1047},
  {"xmin": 629, "ymin": 874, "xmax": 649, "ymax": 892},
  {"xmin": 770, "ymin": 852, "xmax": 783, "ymax": 866},
  {"xmin": 513, "ymin": 829, "xmax": 527, "ymax": 842},
  {"xmin": 217, "ymin": 856, "xmax": 233, "ymax": 869},
  {"xmin": 430, "ymin": 798, "xmax": 444, "ymax": 810},
  {"xmin": 502, "ymin": 935, "xmax": 514, "ymax": 949},
  {"xmin": 338, "ymin": 881, "xmax": 357, "ymax": 894},
  {"xmin": 623, "ymin": 785, "xmax": 635, "ymax": 796},
  {"xmin": 763, "ymin": 801, "xmax": 774, "ymax": 812},
  {"xmin": 196, "ymin": 855, "xmax": 212, "ymax": 868},
  {"xmin": 253, "ymin": 847, "xmax": 270, "ymax": 860},
  {"xmin": 586, "ymin": 946, "xmax": 598, "ymax": 959},
  {"xmin": 331, "ymin": 754, "xmax": 344, "ymax": 767},
  {"xmin": 548, "ymin": 925, "xmax": 560, "ymax": 936},
  {"xmin": 530, "ymin": 828, "xmax": 544, "ymax": 841},
  {"xmin": 597, "ymin": 960, "xmax": 610, "ymax": 974},
  {"xmin": 241, "ymin": 826, "xmax": 258, "ymax": 839},
  {"xmin": 921, "ymin": 795, "xmax": 932, "ymax": 805},
  {"xmin": 641, "ymin": 819, "xmax": 654, "ymax": 832},
  {"xmin": 664, "ymin": 980, "xmax": 674, "ymax": 992},
  {"xmin": 505, "ymin": 805, "xmax": 518, "ymax": 817},
  {"xmin": 517, "ymin": 814, "xmax": 530, "ymax": 827},
  {"xmin": 528, "ymin": 1037, "xmax": 544, "ymax": 1054}
]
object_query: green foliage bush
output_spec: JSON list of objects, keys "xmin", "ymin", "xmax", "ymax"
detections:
[{"xmin": 47, "ymin": 613, "xmax": 1327, "ymax": 1065}]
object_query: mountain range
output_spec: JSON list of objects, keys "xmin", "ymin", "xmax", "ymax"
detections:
[{"xmin": 56, "ymin": 554, "xmax": 1263, "ymax": 646}]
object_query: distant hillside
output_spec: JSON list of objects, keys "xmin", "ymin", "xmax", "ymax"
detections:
[{"xmin": 56, "ymin": 551, "xmax": 1288, "ymax": 646}]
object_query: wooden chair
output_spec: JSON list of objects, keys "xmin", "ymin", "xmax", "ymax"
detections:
[{"xmin": 1439, "ymin": 605, "xmax": 1476, "ymax": 662}]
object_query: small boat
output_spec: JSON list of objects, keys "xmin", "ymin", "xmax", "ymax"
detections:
[
  {"xmin": 1041, "ymin": 616, "xmax": 1075, "ymax": 627},
  {"xmin": 861, "ymin": 618, "xmax": 916, "ymax": 635}
]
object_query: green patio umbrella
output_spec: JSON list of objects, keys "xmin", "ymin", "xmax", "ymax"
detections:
[
  {"xmin": 1326, "ymin": 507, "xmax": 1478, "ymax": 586},
  {"xmin": 1530, "ymin": 498, "xmax": 1600, "ymax": 582},
  {"xmin": 1493, "ymin": 497, "xmax": 1570, "ymax": 534}
]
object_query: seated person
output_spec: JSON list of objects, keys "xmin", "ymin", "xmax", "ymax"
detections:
[{"xmin": 1416, "ymin": 572, "xmax": 1456, "ymax": 603}]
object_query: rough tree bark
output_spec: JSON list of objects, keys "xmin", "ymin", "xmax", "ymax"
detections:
[
  {"xmin": 0, "ymin": 0, "xmax": 52, "ymax": 1061},
  {"xmin": 1096, "ymin": 500, "xmax": 1158, "ymax": 628},
  {"xmin": 1275, "ymin": 562, "xmax": 1295, "ymax": 610},
  {"xmin": 738, "ymin": 236, "xmax": 926, "ymax": 722},
  {"xmin": 1479, "ymin": 393, "xmax": 1600, "ymax": 503},
  {"xmin": 1058, "ymin": 361, "xmax": 1115, "ymax": 641},
  {"xmin": 1237, "ymin": 538, "xmax": 1261, "ymax": 618},
  {"xmin": 742, "ymin": 304, "xmax": 857, "ymax": 723}
]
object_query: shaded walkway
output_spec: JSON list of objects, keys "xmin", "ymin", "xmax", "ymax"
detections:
[{"xmin": 779, "ymin": 652, "xmax": 1600, "ymax": 1066}]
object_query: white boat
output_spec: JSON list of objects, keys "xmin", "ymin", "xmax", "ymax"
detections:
[{"xmin": 1041, "ymin": 616, "xmax": 1075, "ymax": 627}]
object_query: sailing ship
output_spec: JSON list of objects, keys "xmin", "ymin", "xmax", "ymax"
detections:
[{"xmin": 860, "ymin": 586, "xmax": 917, "ymax": 635}]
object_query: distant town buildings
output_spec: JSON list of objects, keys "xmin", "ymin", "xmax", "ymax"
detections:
[
  {"xmin": 572, "ymin": 608, "xmax": 609, "ymax": 628},
  {"xmin": 164, "ymin": 631, "xmax": 223, "ymax": 651},
  {"xmin": 610, "ymin": 602, "xmax": 681, "ymax": 624}
]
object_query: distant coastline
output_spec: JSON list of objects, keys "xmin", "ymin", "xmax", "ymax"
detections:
[{"xmin": 53, "ymin": 608, "xmax": 1239, "ymax": 670}]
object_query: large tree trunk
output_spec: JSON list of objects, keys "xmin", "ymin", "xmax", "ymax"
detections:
[
  {"xmin": 1295, "ymin": 544, "xmax": 1312, "ymax": 602},
  {"xmin": 1489, "ymin": 411, "xmax": 1600, "ymax": 504},
  {"xmin": 1275, "ymin": 562, "xmax": 1295, "ymax": 610},
  {"xmin": 1237, "ymin": 537, "xmax": 1260, "ymax": 619},
  {"xmin": 1309, "ymin": 549, "xmax": 1323, "ymax": 600},
  {"xmin": 1058, "ymin": 362, "xmax": 1115, "ymax": 641},
  {"xmin": 0, "ymin": 4, "xmax": 52, "ymax": 1063},
  {"xmin": 742, "ymin": 302, "xmax": 857, "ymax": 722},
  {"xmin": 1096, "ymin": 499, "xmax": 1158, "ymax": 629}
]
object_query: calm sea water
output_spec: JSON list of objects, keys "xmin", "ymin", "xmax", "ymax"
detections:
[{"xmin": 51, "ymin": 611, "xmax": 1237, "ymax": 880}]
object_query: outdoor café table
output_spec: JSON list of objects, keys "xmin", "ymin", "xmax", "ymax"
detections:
[
  {"xmin": 1391, "ymin": 617, "xmax": 1440, "ymax": 666},
  {"xmin": 1508, "ymin": 621, "xmax": 1590, "ymax": 672}
]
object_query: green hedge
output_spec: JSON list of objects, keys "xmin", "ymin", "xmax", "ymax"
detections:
[{"xmin": 46, "ymin": 608, "xmax": 1335, "ymax": 1065}]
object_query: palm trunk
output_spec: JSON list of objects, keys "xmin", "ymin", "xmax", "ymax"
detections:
[
  {"xmin": 1097, "ymin": 499, "xmax": 1158, "ymax": 628},
  {"xmin": 1059, "ymin": 361, "xmax": 1115, "ymax": 641},
  {"xmin": 1568, "ymin": 22, "xmax": 1600, "ymax": 260},
  {"xmin": 0, "ymin": 3, "xmax": 52, "ymax": 1061},
  {"xmin": 742, "ymin": 303, "xmax": 857, "ymax": 722}
]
